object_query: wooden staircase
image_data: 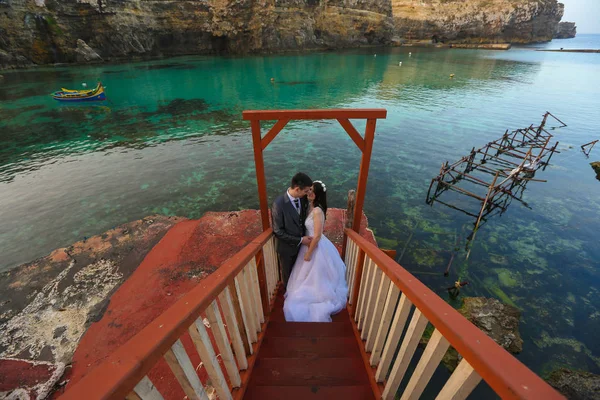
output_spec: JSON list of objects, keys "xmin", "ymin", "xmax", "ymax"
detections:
[{"xmin": 244, "ymin": 291, "xmax": 375, "ymax": 400}]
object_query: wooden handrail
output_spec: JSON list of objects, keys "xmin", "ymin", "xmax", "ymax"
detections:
[
  {"xmin": 345, "ymin": 228, "xmax": 563, "ymax": 400},
  {"xmin": 242, "ymin": 109, "xmax": 387, "ymax": 120},
  {"xmin": 61, "ymin": 228, "xmax": 274, "ymax": 400}
]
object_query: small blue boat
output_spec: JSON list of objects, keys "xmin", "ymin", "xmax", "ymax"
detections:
[{"xmin": 52, "ymin": 83, "xmax": 106, "ymax": 102}]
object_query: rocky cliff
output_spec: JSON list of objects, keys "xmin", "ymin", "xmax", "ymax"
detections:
[
  {"xmin": 0, "ymin": 0, "xmax": 567, "ymax": 69},
  {"xmin": 391, "ymin": 0, "xmax": 565, "ymax": 44},
  {"xmin": 554, "ymin": 21, "xmax": 577, "ymax": 39}
]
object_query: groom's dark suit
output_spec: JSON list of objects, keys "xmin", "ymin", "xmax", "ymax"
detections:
[{"xmin": 272, "ymin": 192, "xmax": 308, "ymax": 287}]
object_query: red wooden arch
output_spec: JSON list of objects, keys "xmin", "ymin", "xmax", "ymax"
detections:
[{"xmin": 242, "ymin": 109, "xmax": 387, "ymax": 236}]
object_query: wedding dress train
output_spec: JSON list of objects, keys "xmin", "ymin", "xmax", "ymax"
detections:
[{"xmin": 283, "ymin": 208, "xmax": 348, "ymax": 322}]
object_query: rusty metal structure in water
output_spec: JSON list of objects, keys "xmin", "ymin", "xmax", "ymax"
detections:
[{"xmin": 426, "ymin": 112, "xmax": 567, "ymax": 257}]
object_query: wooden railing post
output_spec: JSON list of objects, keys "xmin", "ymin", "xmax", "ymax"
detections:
[
  {"xmin": 255, "ymin": 250, "xmax": 270, "ymax": 315},
  {"xmin": 350, "ymin": 248, "xmax": 366, "ymax": 319},
  {"xmin": 251, "ymin": 119, "xmax": 270, "ymax": 231},
  {"xmin": 341, "ymin": 189, "xmax": 356, "ymax": 259},
  {"xmin": 353, "ymin": 119, "xmax": 376, "ymax": 233}
]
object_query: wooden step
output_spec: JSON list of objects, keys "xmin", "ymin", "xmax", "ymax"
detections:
[
  {"xmin": 269, "ymin": 305, "xmax": 351, "ymax": 323},
  {"xmin": 244, "ymin": 385, "xmax": 375, "ymax": 400},
  {"xmin": 259, "ymin": 336, "xmax": 359, "ymax": 358},
  {"xmin": 267, "ymin": 321, "xmax": 353, "ymax": 338},
  {"xmin": 249, "ymin": 357, "xmax": 369, "ymax": 386}
]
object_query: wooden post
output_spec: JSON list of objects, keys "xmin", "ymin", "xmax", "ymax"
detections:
[
  {"xmin": 352, "ymin": 119, "xmax": 376, "ymax": 233},
  {"xmin": 251, "ymin": 119, "xmax": 270, "ymax": 231},
  {"xmin": 341, "ymin": 189, "xmax": 356, "ymax": 259},
  {"xmin": 255, "ymin": 250, "xmax": 270, "ymax": 316},
  {"xmin": 350, "ymin": 249, "xmax": 366, "ymax": 319}
]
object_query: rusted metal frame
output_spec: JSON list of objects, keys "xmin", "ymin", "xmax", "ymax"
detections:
[
  {"xmin": 489, "ymin": 147, "xmax": 533, "ymax": 204},
  {"xmin": 531, "ymin": 136, "xmax": 552, "ymax": 166},
  {"xmin": 475, "ymin": 149, "xmax": 521, "ymax": 166},
  {"xmin": 344, "ymin": 229, "xmax": 565, "ymax": 400},
  {"xmin": 447, "ymin": 155, "xmax": 469, "ymax": 170},
  {"xmin": 350, "ymin": 249, "xmax": 366, "ymax": 319},
  {"xmin": 251, "ymin": 120, "xmax": 270, "ymax": 231},
  {"xmin": 430, "ymin": 198, "xmax": 481, "ymax": 218},
  {"xmin": 538, "ymin": 112, "xmax": 550, "ymax": 133},
  {"xmin": 260, "ymin": 119, "xmax": 290, "ymax": 150},
  {"xmin": 466, "ymin": 171, "xmax": 501, "ymax": 258},
  {"xmin": 544, "ymin": 141, "xmax": 559, "ymax": 170},
  {"xmin": 465, "ymin": 148, "xmax": 476, "ymax": 173},
  {"xmin": 352, "ymin": 119, "xmax": 377, "ymax": 233},
  {"xmin": 438, "ymin": 181, "xmax": 486, "ymax": 201},
  {"xmin": 481, "ymin": 141, "xmax": 492, "ymax": 162},
  {"xmin": 446, "ymin": 171, "xmax": 491, "ymax": 190},
  {"xmin": 546, "ymin": 111, "xmax": 567, "ymax": 128},
  {"xmin": 231, "ymin": 283, "xmax": 281, "ymax": 400},
  {"xmin": 426, "ymin": 178, "xmax": 441, "ymax": 204},
  {"xmin": 61, "ymin": 229, "xmax": 274, "ymax": 400},
  {"xmin": 242, "ymin": 109, "xmax": 388, "ymax": 120},
  {"xmin": 581, "ymin": 140, "xmax": 598, "ymax": 156},
  {"xmin": 347, "ymin": 304, "xmax": 384, "ymax": 399},
  {"xmin": 447, "ymin": 166, "xmax": 494, "ymax": 187},
  {"xmin": 467, "ymin": 162, "xmax": 510, "ymax": 177},
  {"xmin": 487, "ymin": 142, "xmax": 535, "ymax": 157},
  {"xmin": 487, "ymin": 142, "xmax": 539, "ymax": 161},
  {"xmin": 337, "ymin": 118, "xmax": 365, "ymax": 152}
]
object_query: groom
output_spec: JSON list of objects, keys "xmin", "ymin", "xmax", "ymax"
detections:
[{"xmin": 272, "ymin": 172, "xmax": 313, "ymax": 287}]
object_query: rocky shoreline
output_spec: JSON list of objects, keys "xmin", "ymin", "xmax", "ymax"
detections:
[{"xmin": 0, "ymin": 0, "xmax": 574, "ymax": 70}]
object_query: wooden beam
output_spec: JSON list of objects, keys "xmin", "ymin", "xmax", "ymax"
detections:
[
  {"xmin": 251, "ymin": 120, "xmax": 270, "ymax": 231},
  {"xmin": 352, "ymin": 118, "xmax": 377, "ymax": 232},
  {"xmin": 261, "ymin": 119, "xmax": 289, "ymax": 150},
  {"xmin": 242, "ymin": 109, "xmax": 387, "ymax": 121},
  {"xmin": 337, "ymin": 118, "xmax": 365, "ymax": 151}
]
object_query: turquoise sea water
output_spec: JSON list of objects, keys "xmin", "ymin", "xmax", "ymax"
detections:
[{"xmin": 1, "ymin": 35, "xmax": 599, "ymax": 393}]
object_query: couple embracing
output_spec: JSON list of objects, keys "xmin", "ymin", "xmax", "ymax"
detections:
[{"xmin": 271, "ymin": 172, "xmax": 348, "ymax": 322}]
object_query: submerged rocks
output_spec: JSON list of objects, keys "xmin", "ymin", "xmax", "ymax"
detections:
[
  {"xmin": 554, "ymin": 22, "xmax": 577, "ymax": 39},
  {"xmin": 591, "ymin": 161, "xmax": 600, "ymax": 179},
  {"xmin": 547, "ymin": 368, "xmax": 600, "ymax": 400},
  {"xmin": 422, "ymin": 296, "xmax": 523, "ymax": 371},
  {"xmin": 460, "ymin": 297, "xmax": 523, "ymax": 353},
  {"xmin": 74, "ymin": 39, "xmax": 103, "ymax": 63}
]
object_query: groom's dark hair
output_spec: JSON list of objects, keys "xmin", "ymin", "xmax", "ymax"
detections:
[{"xmin": 291, "ymin": 172, "xmax": 313, "ymax": 189}]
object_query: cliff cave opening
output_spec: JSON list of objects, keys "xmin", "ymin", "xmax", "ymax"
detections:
[{"xmin": 211, "ymin": 35, "xmax": 229, "ymax": 55}]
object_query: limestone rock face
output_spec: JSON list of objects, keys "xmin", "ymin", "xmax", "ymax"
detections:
[
  {"xmin": 74, "ymin": 39, "xmax": 102, "ymax": 63},
  {"xmin": 391, "ymin": 0, "xmax": 565, "ymax": 44},
  {"xmin": 0, "ymin": 0, "xmax": 568, "ymax": 69},
  {"xmin": 547, "ymin": 369, "xmax": 600, "ymax": 400},
  {"xmin": 554, "ymin": 21, "xmax": 577, "ymax": 39}
]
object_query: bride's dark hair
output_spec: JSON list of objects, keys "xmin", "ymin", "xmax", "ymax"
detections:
[{"xmin": 312, "ymin": 181, "xmax": 327, "ymax": 218}]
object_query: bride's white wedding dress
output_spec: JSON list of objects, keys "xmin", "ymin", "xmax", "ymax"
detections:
[{"xmin": 283, "ymin": 207, "xmax": 348, "ymax": 322}]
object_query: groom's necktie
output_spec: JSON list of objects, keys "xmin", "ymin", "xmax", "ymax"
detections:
[{"xmin": 293, "ymin": 198, "xmax": 300, "ymax": 214}]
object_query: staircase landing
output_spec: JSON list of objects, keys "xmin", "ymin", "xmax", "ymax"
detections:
[{"xmin": 244, "ymin": 291, "xmax": 375, "ymax": 400}]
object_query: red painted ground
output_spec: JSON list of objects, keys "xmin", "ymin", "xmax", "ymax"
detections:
[
  {"xmin": 56, "ymin": 209, "xmax": 376, "ymax": 399},
  {"xmin": 0, "ymin": 359, "xmax": 64, "ymax": 399}
]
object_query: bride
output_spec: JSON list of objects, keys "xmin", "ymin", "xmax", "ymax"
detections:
[{"xmin": 283, "ymin": 180, "xmax": 349, "ymax": 322}]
